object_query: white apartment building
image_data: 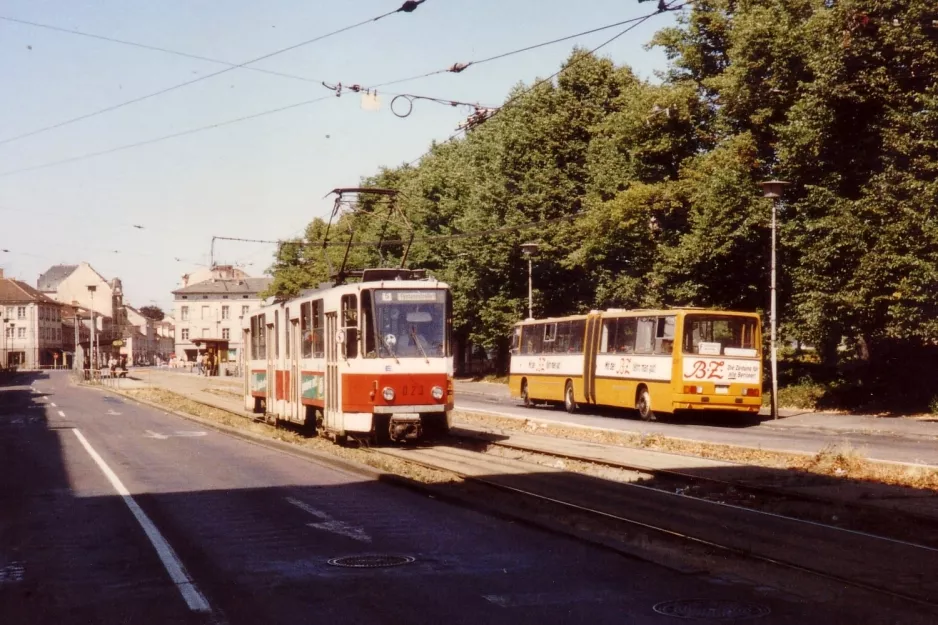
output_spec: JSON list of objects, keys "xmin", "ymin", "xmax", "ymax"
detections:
[
  {"xmin": 1, "ymin": 269, "xmax": 65, "ymax": 369},
  {"xmin": 172, "ymin": 275, "xmax": 271, "ymax": 362}
]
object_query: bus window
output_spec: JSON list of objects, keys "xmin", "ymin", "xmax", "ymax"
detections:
[
  {"xmin": 555, "ymin": 322, "xmax": 570, "ymax": 353},
  {"xmin": 341, "ymin": 294, "xmax": 358, "ymax": 359},
  {"xmin": 543, "ymin": 323, "xmax": 557, "ymax": 353},
  {"xmin": 655, "ymin": 316, "xmax": 676, "ymax": 354},
  {"xmin": 510, "ymin": 326, "xmax": 521, "ymax": 355},
  {"xmin": 635, "ymin": 317, "xmax": 656, "ymax": 354},
  {"xmin": 615, "ymin": 318, "xmax": 637, "ymax": 353},
  {"xmin": 600, "ymin": 319, "xmax": 615, "ymax": 353},
  {"xmin": 683, "ymin": 315, "xmax": 760, "ymax": 357},
  {"xmin": 568, "ymin": 319, "xmax": 586, "ymax": 353}
]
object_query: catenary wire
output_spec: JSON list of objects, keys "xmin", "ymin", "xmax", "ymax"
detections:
[{"xmin": 0, "ymin": 1, "xmax": 428, "ymax": 147}]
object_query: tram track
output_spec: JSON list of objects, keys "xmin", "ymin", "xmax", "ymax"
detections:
[{"xmin": 370, "ymin": 443, "xmax": 938, "ymax": 609}]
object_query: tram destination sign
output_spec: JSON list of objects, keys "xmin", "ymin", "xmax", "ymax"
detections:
[{"xmin": 379, "ymin": 290, "xmax": 444, "ymax": 303}]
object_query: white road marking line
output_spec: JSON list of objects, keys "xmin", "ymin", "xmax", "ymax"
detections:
[
  {"xmin": 0, "ymin": 562, "xmax": 26, "ymax": 585},
  {"xmin": 57, "ymin": 410, "xmax": 65, "ymax": 417},
  {"xmin": 285, "ymin": 497, "xmax": 371, "ymax": 543},
  {"xmin": 50, "ymin": 402, "xmax": 56, "ymax": 407},
  {"xmin": 143, "ymin": 430, "xmax": 170, "ymax": 440},
  {"xmin": 71, "ymin": 429, "xmax": 211, "ymax": 613}
]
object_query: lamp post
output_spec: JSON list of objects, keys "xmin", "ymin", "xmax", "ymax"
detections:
[
  {"xmin": 759, "ymin": 180, "xmax": 790, "ymax": 421},
  {"xmin": 73, "ymin": 312, "xmax": 80, "ymax": 370},
  {"xmin": 87, "ymin": 286, "xmax": 97, "ymax": 369},
  {"xmin": 520, "ymin": 242, "xmax": 540, "ymax": 320}
]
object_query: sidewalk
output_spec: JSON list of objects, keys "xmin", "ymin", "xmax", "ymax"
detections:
[{"xmin": 455, "ymin": 379, "xmax": 938, "ymax": 441}]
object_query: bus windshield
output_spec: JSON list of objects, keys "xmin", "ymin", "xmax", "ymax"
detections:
[
  {"xmin": 682, "ymin": 314, "xmax": 760, "ymax": 358},
  {"xmin": 373, "ymin": 290, "xmax": 447, "ymax": 358}
]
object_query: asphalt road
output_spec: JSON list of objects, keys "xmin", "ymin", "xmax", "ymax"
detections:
[
  {"xmin": 0, "ymin": 371, "xmax": 928, "ymax": 624},
  {"xmin": 455, "ymin": 394, "xmax": 938, "ymax": 466}
]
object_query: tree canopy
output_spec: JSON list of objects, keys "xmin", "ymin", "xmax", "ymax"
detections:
[
  {"xmin": 137, "ymin": 305, "xmax": 165, "ymax": 322},
  {"xmin": 265, "ymin": 0, "xmax": 938, "ymax": 385}
]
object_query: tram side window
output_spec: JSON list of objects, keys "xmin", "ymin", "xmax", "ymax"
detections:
[
  {"xmin": 301, "ymin": 303, "xmax": 312, "ymax": 358},
  {"xmin": 285, "ymin": 308, "xmax": 290, "ymax": 358},
  {"xmin": 635, "ymin": 317, "xmax": 656, "ymax": 354},
  {"xmin": 252, "ymin": 313, "xmax": 266, "ymax": 360},
  {"xmin": 274, "ymin": 310, "xmax": 279, "ymax": 358},
  {"xmin": 250, "ymin": 315, "xmax": 258, "ymax": 359},
  {"xmin": 361, "ymin": 290, "xmax": 376, "ymax": 358},
  {"xmin": 312, "ymin": 300, "xmax": 324, "ymax": 358},
  {"xmin": 341, "ymin": 294, "xmax": 358, "ymax": 359}
]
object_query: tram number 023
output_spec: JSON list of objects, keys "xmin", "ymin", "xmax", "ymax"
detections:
[
  {"xmin": 687, "ymin": 360, "xmax": 725, "ymax": 380},
  {"xmin": 401, "ymin": 385, "xmax": 425, "ymax": 397}
]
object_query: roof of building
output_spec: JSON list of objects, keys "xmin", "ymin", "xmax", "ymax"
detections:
[
  {"xmin": 1, "ymin": 277, "xmax": 62, "ymax": 305},
  {"xmin": 172, "ymin": 277, "xmax": 272, "ymax": 296},
  {"xmin": 37, "ymin": 264, "xmax": 79, "ymax": 292}
]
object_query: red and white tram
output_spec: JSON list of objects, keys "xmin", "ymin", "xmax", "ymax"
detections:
[{"xmin": 242, "ymin": 268, "xmax": 454, "ymax": 443}]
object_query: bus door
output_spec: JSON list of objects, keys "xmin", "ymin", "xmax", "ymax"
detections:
[
  {"xmin": 265, "ymin": 321, "xmax": 275, "ymax": 414},
  {"xmin": 582, "ymin": 313, "xmax": 603, "ymax": 404},
  {"xmin": 324, "ymin": 311, "xmax": 341, "ymax": 433}
]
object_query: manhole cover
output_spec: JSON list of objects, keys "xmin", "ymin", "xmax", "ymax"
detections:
[
  {"xmin": 328, "ymin": 555, "xmax": 415, "ymax": 569},
  {"xmin": 653, "ymin": 599, "xmax": 770, "ymax": 620}
]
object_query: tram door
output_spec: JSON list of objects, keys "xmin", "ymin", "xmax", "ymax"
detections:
[
  {"xmin": 265, "ymin": 321, "xmax": 275, "ymax": 414},
  {"xmin": 324, "ymin": 311, "xmax": 341, "ymax": 433},
  {"xmin": 290, "ymin": 318, "xmax": 301, "ymax": 422}
]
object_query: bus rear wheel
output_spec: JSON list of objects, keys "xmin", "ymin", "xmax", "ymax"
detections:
[
  {"xmin": 564, "ymin": 381, "xmax": 577, "ymax": 414},
  {"xmin": 636, "ymin": 387, "xmax": 656, "ymax": 421}
]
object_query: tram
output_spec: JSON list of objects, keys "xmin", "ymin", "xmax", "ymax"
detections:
[{"xmin": 243, "ymin": 268, "xmax": 454, "ymax": 443}]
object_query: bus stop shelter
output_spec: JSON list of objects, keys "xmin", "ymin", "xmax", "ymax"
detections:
[{"xmin": 191, "ymin": 338, "xmax": 229, "ymax": 376}]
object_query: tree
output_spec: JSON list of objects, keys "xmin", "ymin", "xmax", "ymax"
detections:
[{"xmin": 138, "ymin": 305, "xmax": 165, "ymax": 321}]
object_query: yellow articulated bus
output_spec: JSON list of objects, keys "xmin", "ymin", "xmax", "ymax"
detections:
[{"xmin": 509, "ymin": 309, "xmax": 762, "ymax": 421}]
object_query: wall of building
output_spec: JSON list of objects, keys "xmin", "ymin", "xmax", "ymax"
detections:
[
  {"xmin": 50, "ymin": 262, "xmax": 115, "ymax": 317},
  {"xmin": 173, "ymin": 293, "xmax": 262, "ymax": 362},
  {"xmin": 2, "ymin": 302, "xmax": 64, "ymax": 369}
]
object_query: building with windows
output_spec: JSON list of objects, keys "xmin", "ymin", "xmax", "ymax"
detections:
[
  {"xmin": 172, "ymin": 272, "xmax": 271, "ymax": 363},
  {"xmin": 1, "ymin": 268, "xmax": 65, "ymax": 369}
]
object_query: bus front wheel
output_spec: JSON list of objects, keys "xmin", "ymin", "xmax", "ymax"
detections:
[
  {"xmin": 636, "ymin": 387, "xmax": 656, "ymax": 421},
  {"xmin": 564, "ymin": 381, "xmax": 578, "ymax": 414}
]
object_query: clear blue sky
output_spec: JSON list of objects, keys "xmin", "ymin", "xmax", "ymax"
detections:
[{"xmin": 0, "ymin": 0, "xmax": 679, "ymax": 311}]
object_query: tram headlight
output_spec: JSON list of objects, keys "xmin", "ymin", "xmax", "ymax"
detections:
[
  {"xmin": 382, "ymin": 387, "xmax": 395, "ymax": 401},
  {"xmin": 431, "ymin": 386, "xmax": 444, "ymax": 400}
]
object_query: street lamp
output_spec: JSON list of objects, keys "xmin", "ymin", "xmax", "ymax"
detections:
[
  {"xmin": 520, "ymin": 242, "xmax": 540, "ymax": 320},
  {"xmin": 87, "ymin": 285, "xmax": 97, "ymax": 369},
  {"xmin": 760, "ymin": 179, "xmax": 790, "ymax": 421}
]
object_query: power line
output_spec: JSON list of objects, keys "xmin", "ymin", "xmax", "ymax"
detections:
[
  {"xmin": 371, "ymin": 12, "xmax": 668, "ymax": 90},
  {"xmin": 0, "ymin": 95, "xmax": 334, "ymax": 178},
  {"xmin": 0, "ymin": 0, "xmax": 429, "ymax": 147},
  {"xmin": 0, "ymin": 15, "xmax": 321, "ymax": 85},
  {"xmin": 402, "ymin": 1, "xmax": 688, "ymax": 168}
]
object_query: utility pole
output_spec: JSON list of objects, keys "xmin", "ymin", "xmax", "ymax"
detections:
[
  {"xmin": 2, "ymin": 317, "xmax": 8, "ymax": 370},
  {"xmin": 520, "ymin": 242, "xmax": 540, "ymax": 320},
  {"xmin": 760, "ymin": 180, "xmax": 789, "ymax": 420}
]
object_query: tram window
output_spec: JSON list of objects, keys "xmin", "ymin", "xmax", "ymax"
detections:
[
  {"xmin": 341, "ymin": 294, "xmax": 358, "ymax": 359},
  {"xmin": 635, "ymin": 317, "xmax": 656, "ymax": 354},
  {"xmin": 312, "ymin": 300, "xmax": 324, "ymax": 358},
  {"xmin": 274, "ymin": 310, "xmax": 279, "ymax": 358},
  {"xmin": 300, "ymin": 303, "xmax": 312, "ymax": 358},
  {"xmin": 250, "ymin": 315, "xmax": 258, "ymax": 359},
  {"xmin": 361, "ymin": 290, "xmax": 376, "ymax": 358},
  {"xmin": 256, "ymin": 314, "xmax": 267, "ymax": 360},
  {"xmin": 284, "ymin": 308, "xmax": 290, "ymax": 358}
]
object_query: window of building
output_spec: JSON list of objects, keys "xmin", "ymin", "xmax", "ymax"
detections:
[
  {"xmin": 242, "ymin": 305, "xmax": 250, "ymax": 316},
  {"xmin": 243, "ymin": 295, "xmax": 249, "ymax": 299},
  {"xmin": 181, "ymin": 295, "xmax": 188, "ymax": 300},
  {"xmin": 222, "ymin": 305, "xmax": 230, "ymax": 320},
  {"xmin": 5, "ymin": 326, "xmax": 13, "ymax": 339},
  {"xmin": 17, "ymin": 327, "xmax": 26, "ymax": 338},
  {"xmin": 222, "ymin": 328, "xmax": 230, "ymax": 340},
  {"xmin": 181, "ymin": 306, "xmax": 189, "ymax": 321},
  {"xmin": 17, "ymin": 307, "xmax": 26, "ymax": 319},
  {"xmin": 181, "ymin": 328, "xmax": 189, "ymax": 340},
  {"xmin": 201, "ymin": 306, "xmax": 209, "ymax": 320},
  {"xmin": 5, "ymin": 306, "xmax": 12, "ymax": 318},
  {"xmin": 203, "ymin": 295, "xmax": 209, "ymax": 299},
  {"xmin": 222, "ymin": 295, "xmax": 229, "ymax": 299}
]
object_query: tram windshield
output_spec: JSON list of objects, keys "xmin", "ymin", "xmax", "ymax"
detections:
[{"xmin": 372, "ymin": 289, "xmax": 447, "ymax": 358}]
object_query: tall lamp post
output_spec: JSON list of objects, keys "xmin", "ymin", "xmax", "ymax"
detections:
[
  {"xmin": 87, "ymin": 285, "xmax": 97, "ymax": 370},
  {"xmin": 760, "ymin": 180, "xmax": 789, "ymax": 421},
  {"xmin": 520, "ymin": 242, "xmax": 540, "ymax": 320}
]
